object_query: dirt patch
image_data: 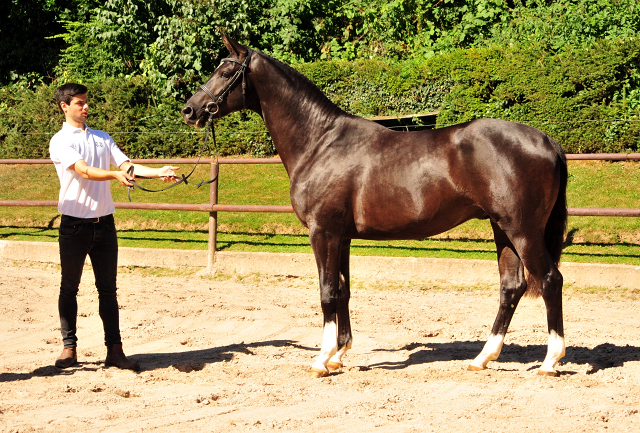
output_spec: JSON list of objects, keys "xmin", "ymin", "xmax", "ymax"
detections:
[{"xmin": 2, "ymin": 261, "xmax": 640, "ymax": 432}]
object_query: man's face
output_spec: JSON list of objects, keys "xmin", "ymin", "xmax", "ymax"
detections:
[{"xmin": 60, "ymin": 93, "xmax": 88, "ymax": 126}]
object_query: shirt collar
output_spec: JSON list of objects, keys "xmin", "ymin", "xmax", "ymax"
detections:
[{"xmin": 62, "ymin": 122, "xmax": 90, "ymax": 133}]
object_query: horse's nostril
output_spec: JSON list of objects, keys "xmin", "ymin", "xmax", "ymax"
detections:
[{"xmin": 182, "ymin": 106, "xmax": 193, "ymax": 116}]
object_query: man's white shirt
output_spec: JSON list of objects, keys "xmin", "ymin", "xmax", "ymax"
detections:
[{"xmin": 49, "ymin": 122, "xmax": 129, "ymax": 218}]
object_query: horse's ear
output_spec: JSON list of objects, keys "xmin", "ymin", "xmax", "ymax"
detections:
[{"xmin": 222, "ymin": 33, "xmax": 247, "ymax": 58}]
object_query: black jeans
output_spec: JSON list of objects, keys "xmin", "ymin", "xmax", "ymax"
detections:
[{"xmin": 58, "ymin": 213, "xmax": 121, "ymax": 348}]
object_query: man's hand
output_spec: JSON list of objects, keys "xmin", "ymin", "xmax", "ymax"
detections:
[
  {"xmin": 119, "ymin": 162, "xmax": 179, "ymax": 182},
  {"xmin": 113, "ymin": 170, "xmax": 134, "ymax": 187},
  {"xmin": 71, "ymin": 159, "xmax": 134, "ymax": 186},
  {"xmin": 158, "ymin": 166, "xmax": 180, "ymax": 182}
]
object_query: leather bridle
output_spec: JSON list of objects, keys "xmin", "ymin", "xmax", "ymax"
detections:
[
  {"xmin": 127, "ymin": 49, "xmax": 253, "ymax": 201},
  {"xmin": 198, "ymin": 48, "xmax": 253, "ymax": 120}
]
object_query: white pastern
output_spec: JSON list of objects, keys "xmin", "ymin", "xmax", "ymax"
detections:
[
  {"xmin": 328, "ymin": 337, "xmax": 353, "ymax": 365},
  {"xmin": 311, "ymin": 321, "xmax": 338, "ymax": 372},
  {"xmin": 469, "ymin": 333, "xmax": 505, "ymax": 370},
  {"xmin": 539, "ymin": 330, "xmax": 566, "ymax": 374}
]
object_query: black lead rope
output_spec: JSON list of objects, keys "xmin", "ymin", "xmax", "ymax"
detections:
[{"xmin": 126, "ymin": 117, "xmax": 219, "ymax": 202}]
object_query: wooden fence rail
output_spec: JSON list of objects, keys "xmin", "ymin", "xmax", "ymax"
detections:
[{"xmin": 1, "ymin": 155, "xmax": 639, "ymax": 269}]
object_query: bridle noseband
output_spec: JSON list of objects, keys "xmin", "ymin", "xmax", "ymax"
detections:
[{"xmin": 199, "ymin": 48, "xmax": 253, "ymax": 121}]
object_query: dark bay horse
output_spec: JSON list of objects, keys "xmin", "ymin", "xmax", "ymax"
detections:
[{"xmin": 182, "ymin": 35, "xmax": 568, "ymax": 377}]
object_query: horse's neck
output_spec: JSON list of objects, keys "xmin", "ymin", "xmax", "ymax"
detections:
[{"xmin": 252, "ymin": 56, "xmax": 346, "ymax": 177}]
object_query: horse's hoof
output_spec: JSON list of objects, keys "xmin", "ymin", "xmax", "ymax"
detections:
[
  {"xmin": 309, "ymin": 368, "xmax": 328, "ymax": 378},
  {"xmin": 467, "ymin": 363, "xmax": 485, "ymax": 371},
  {"xmin": 327, "ymin": 362, "xmax": 343, "ymax": 372},
  {"xmin": 537, "ymin": 369, "xmax": 558, "ymax": 377}
]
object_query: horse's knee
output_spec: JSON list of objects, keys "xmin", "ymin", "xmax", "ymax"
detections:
[{"xmin": 320, "ymin": 294, "xmax": 337, "ymax": 306}]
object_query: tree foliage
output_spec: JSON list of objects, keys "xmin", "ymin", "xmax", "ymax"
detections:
[
  {"xmin": 0, "ymin": 0, "xmax": 99, "ymax": 85},
  {"xmin": 9, "ymin": 0, "xmax": 636, "ymax": 96}
]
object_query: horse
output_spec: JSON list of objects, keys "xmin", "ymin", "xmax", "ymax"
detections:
[{"xmin": 182, "ymin": 35, "xmax": 568, "ymax": 377}]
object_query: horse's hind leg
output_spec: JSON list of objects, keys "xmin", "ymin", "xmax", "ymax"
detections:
[
  {"xmin": 327, "ymin": 239, "xmax": 353, "ymax": 372},
  {"xmin": 469, "ymin": 223, "xmax": 528, "ymax": 371},
  {"xmin": 517, "ymin": 238, "xmax": 565, "ymax": 376},
  {"xmin": 477, "ymin": 228, "xmax": 565, "ymax": 375}
]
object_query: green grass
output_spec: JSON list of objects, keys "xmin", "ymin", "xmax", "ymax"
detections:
[{"xmin": 1, "ymin": 160, "xmax": 640, "ymax": 265}]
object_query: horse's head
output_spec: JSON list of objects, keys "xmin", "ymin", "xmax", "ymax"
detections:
[{"xmin": 182, "ymin": 34, "xmax": 257, "ymax": 128}]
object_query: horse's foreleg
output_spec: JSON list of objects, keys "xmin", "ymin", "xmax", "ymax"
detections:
[
  {"xmin": 327, "ymin": 239, "xmax": 352, "ymax": 371},
  {"xmin": 469, "ymin": 230, "xmax": 527, "ymax": 371},
  {"xmin": 309, "ymin": 229, "xmax": 343, "ymax": 378}
]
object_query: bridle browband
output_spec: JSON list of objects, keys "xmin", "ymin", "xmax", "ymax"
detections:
[{"xmin": 126, "ymin": 49, "xmax": 253, "ymax": 201}]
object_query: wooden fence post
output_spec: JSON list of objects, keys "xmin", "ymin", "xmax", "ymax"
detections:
[{"xmin": 207, "ymin": 162, "xmax": 219, "ymax": 271}]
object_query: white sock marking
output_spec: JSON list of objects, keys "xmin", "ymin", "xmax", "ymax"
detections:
[
  {"xmin": 328, "ymin": 337, "xmax": 352, "ymax": 365},
  {"xmin": 312, "ymin": 321, "xmax": 338, "ymax": 372},
  {"xmin": 539, "ymin": 330, "xmax": 565, "ymax": 374},
  {"xmin": 469, "ymin": 333, "xmax": 505, "ymax": 369}
]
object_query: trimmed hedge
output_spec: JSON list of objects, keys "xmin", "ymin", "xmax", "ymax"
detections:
[
  {"xmin": 0, "ymin": 61, "xmax": 448, "ymax": 159},
  {"xmin": 0, "ymin": 78, "xmax": 270, "ymax": 159},
  {"xmin": 432, "ymin": 38, "xmax": 640, "ymax": 153},
  {"xmin": 2, "ymin": 38, "xmax": 640, "ymax": 158}
]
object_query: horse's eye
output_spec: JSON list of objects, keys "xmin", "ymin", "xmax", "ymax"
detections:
[{"xmin": 221, "ymin": 72, "xmax": 230, "ymax": 79}]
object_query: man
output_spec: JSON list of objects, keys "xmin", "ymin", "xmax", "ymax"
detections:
[{"xmin": 49, "ymin": 83, "xmax": 179, "ymax": 370}]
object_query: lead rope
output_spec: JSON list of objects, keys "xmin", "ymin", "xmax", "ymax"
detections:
[{"xmin": 126, "ymin": 113, "xmax": 219, "ymax": 201}]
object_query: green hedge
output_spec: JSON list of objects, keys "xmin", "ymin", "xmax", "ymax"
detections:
[
  {"xmin": 0, "ymin": 60, "xmax": 447, "ymax": 159},
  {"xmin": 2, "ymin": 38, "xmax": 640, "ymax": 158},
  {"xmin": 432, "ymin": 38, "xmax": 640, "ymax": 153},
  {"xmin": 0, "ymin": 78, "xmax": 273, "ymax": 159}
]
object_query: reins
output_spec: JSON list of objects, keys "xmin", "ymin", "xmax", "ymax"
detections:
[{"xmin": 126, "ymin": 49, "xmax": 252, "ymax": 202}]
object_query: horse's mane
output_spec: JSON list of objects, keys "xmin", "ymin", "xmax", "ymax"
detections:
[{"xmin": 257, "ymin": 50, "xmax": 353, "ymax": 119}]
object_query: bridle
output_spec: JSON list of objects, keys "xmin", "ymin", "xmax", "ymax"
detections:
[
  {"xmin": 198, "ymin": 48, "xmax": 253, "ymax": 120},
  {"xmin": 127, "ymin": 49, "xmax": 253, "ymax": 201}
]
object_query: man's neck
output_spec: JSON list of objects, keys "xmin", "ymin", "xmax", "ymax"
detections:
[{"xmin": 65, "ymin": 118, "xmax": 86, "ymax": 130}]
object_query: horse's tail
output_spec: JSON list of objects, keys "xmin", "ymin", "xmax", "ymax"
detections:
[
  {"xmin": 526, "ymin": 137, "xmax": 567, "ymax": 297},
  {"xmin": 545, "ymin": 137, "xmax": 568, "ymax": 268},
  {"xmin": 546, "ymin": 159, "xmax": 568, "ymax": 267}
]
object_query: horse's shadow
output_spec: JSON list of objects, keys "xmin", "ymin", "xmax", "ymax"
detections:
[
  {"xmin": 129, "ymin": 339, "xmax": 314, "ymax": 371},
  {"xmin": 0, "ymin": 339, "xmax": 313, "ymax": 383},
  {"xmin": 3, "ymin": 340, "xmax": 638, "ymax": 383},
  {"xmin": 368, "ymin": 341, "xmax": 640, "ymax": 374}
]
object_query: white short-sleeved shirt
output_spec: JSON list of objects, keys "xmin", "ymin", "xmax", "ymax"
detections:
[{"xmin": 49, "ymin": 122, "xmax": 129, "ymax": 218}]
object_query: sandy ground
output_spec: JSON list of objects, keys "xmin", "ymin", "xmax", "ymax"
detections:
[{"xmin": 2, "ymin": 260, "xmax": 640, "ymax": 433}]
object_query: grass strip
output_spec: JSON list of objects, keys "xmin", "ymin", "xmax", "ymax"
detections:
[{"xmin": 1, "ymin": 160, "xmax": 639, "ymax": 265}]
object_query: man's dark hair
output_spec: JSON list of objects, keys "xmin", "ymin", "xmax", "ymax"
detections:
[{"xmin": 55, "ymin": 83, "xmax": 88, "ymax": 111}]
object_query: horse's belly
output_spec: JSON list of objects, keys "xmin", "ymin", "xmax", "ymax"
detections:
[{"xmin": 350, "ymin": 202, "xmax": 486, "ymax": 240}]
